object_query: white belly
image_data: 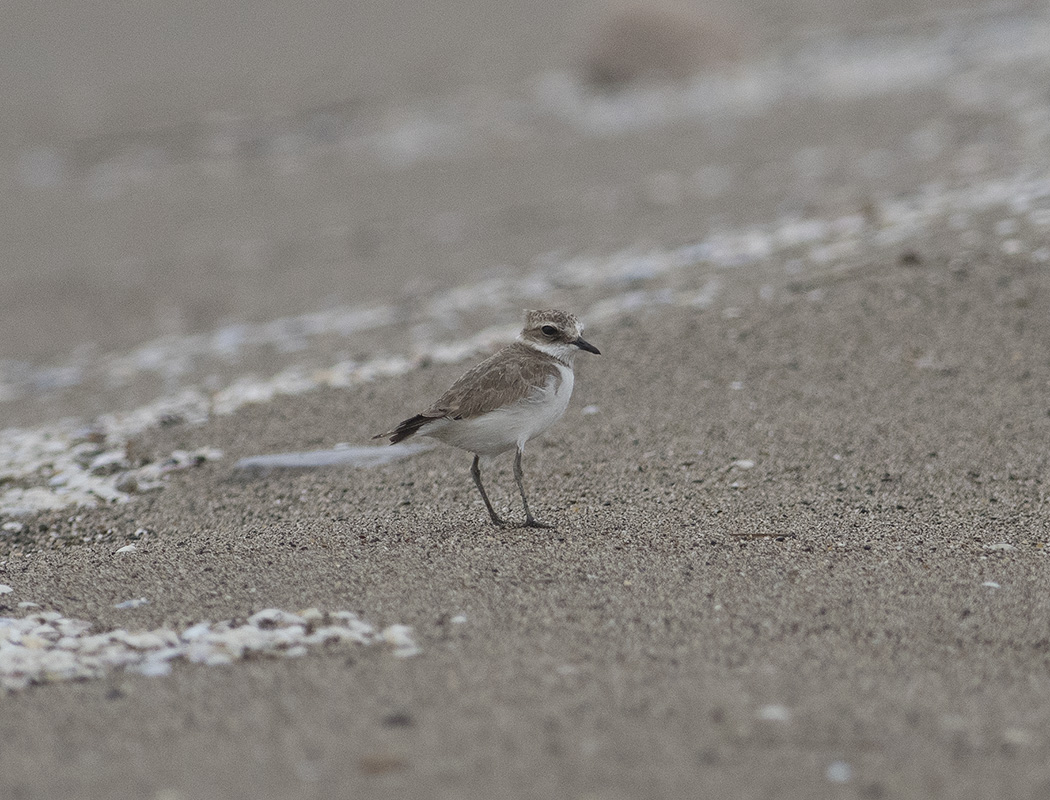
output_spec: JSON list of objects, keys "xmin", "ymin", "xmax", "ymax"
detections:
[{"xmin": 426, "ymin": 365, "xmax": 574, "ymax": 456}]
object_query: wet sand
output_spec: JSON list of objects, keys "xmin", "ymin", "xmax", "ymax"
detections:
[{"xmin": 4, "ymin": 1, "xmax": 1050, "ymax": 798}]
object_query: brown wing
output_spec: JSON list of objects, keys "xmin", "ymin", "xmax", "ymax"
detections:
[{"xmin": 424, "ymin": 343, "xmax": 563, "ymax": 420}]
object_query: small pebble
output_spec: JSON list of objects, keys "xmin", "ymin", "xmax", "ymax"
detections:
[
  {"xmin": 825, "ymin": 761, "xmax": 853, "ymax": 783},
  {"xmin": 182, "ymin": 622, "xmax": 211, "ymax": 640},
  {"xmin": 114, "ymin": 597, "xmax": 150, "ymax": 609},
  {"xmin": 381, "ymin": 624, "xmax": 421, "ymax": 658},
  {"xmin": 756, "ymin": 704, "xmax": 792, "ymax": 722}
]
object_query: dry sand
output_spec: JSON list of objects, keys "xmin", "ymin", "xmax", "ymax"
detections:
[
  {"xmin": 3, "ymin": 1, "xmax": 1050, "ymax": 798},
  {"xmin": 3, "ymin": 249, "xmax": 1050, "ymax": 798}
]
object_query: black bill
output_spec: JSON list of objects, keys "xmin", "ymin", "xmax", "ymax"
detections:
[{"xmin": 574, "ymin": 337, "xmax": 601, "ymax": 355}]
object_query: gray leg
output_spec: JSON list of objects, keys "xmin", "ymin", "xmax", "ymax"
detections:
[
  {"xmin": 514, "ymin": 447, "xmax": 553, "ymax": 529},
  {"xmin": 471, "ymin": 455, "xmax": 507, "ymax": 526}
]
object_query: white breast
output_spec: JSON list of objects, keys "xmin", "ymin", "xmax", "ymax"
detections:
[{"xmin": 517, "ymin": 363, "xmax": 574, "ymax": 444}]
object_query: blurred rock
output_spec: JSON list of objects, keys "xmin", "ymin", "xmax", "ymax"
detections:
[{"xmin": 578, "ymin": 2, "xmax": 744, "ymax": 90}]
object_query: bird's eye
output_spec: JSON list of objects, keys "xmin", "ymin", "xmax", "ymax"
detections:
[{"xmin": 541, "ymin": 325, "xmax": 558, "ymax": 336}]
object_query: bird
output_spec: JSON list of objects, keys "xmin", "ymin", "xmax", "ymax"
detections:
[{"xmin": 373, "ymin": 309, "xmax": 600, "ymax": 527}]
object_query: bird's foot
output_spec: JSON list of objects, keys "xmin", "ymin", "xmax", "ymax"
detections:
[{"xmin": 523, "ymin": 516, "xmax": 555, "ymax": 529}]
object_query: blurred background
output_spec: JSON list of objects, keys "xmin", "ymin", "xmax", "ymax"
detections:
[{"xmin": 2, "ymin": 0, "xmax": 1048, "ymax": 425}]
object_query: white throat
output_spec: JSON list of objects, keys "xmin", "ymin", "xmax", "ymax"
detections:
[{"xmin": 521, "ymin": 337, "xmax": 578, "ymax": 366}]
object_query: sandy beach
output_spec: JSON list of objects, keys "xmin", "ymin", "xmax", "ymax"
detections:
[{"xmin": 3, "ymin": 1, "xmax": 1050, "ymax": 798}]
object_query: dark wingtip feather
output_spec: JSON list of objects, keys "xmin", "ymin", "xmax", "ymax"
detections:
[{"xmin": 376, "ymin": 414, "xmax": 430, "ymax": 445}]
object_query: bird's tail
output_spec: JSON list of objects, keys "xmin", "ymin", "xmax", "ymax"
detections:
[{"xmin": 372, "ymin": 414, "xmax": 431, "ymax": 445}]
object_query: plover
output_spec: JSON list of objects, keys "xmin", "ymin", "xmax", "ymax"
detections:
[{"xmin": 374, "ymin": 310, "xmax": 600, "ymax": 527}]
